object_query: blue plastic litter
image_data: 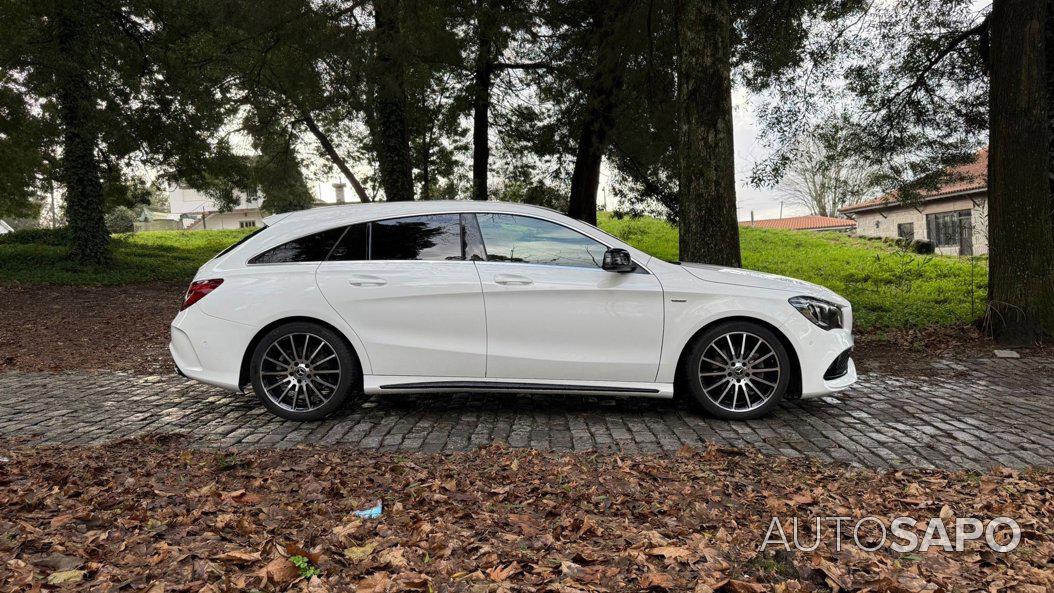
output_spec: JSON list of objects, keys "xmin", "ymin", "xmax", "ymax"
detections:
[{"xmin": 353, "ymin": 501, "xmax": 383, "ymax": 519}]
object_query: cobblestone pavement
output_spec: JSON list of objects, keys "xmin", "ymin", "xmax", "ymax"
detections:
[{"xmin": 1, "ymin": 357, "xmax": 1053, "ymax": 470}]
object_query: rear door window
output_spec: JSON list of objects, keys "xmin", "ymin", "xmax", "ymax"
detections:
[
  {"xmin": 326, "ymin": 223, "xmax": 369, "ymax": 261},
  {"xmin": 369, "ymin": 214, "xmax": 462, "ymax": 261}
]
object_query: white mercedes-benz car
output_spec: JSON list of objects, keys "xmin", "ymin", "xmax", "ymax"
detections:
[{"xmin": 171, "ymin": 201, "xmax": 855, "ymax": 421}]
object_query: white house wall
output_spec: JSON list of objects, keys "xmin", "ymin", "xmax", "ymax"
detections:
[
  {"xmin": 168, "ymin": 186, "xmax": 262, "ymax": 215},
  {"xmin": 187, "ymin": 210, "xmax": 264, "ymax": 231}
]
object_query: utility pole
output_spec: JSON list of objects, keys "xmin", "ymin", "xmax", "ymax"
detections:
[{"xmin": 779, "ymin": 201, "xmax": 784, "ymax": 219}]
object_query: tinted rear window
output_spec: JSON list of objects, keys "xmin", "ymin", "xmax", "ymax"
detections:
[
  {"xmin": 248, "ymin": 227, "xmax": 347, "ymax": 264},
  {"xmin": 370, "ymin": 214, "xmax": 462, "ymax": 261}
]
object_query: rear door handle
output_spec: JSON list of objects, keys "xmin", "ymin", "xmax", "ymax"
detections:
[
  {"xmin": 348, "ymin": 275, "xmax": 387, "ymax": 287},
  {"xmin": 494, "ymin": 274, "xmax": 533, "ymax": 286}
]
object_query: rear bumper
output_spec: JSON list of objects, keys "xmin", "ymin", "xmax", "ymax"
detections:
[{"xmin": 170, "ymin": 306, "xmax": 255, "ymax": 392}]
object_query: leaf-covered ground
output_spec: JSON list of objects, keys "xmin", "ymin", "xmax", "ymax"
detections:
[{"xmin": 1, "ymin": 438, "xmax": 1051, "ymax": 592}]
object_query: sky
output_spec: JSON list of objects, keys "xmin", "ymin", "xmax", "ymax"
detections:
[{"xmin": 731, "ymin": 90, "xmax": 797, "ymax": 222}]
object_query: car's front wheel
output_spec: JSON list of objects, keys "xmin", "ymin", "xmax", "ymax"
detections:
[
  {"xmin": 684, "ymin": 321, "xmax": 790, "ymax": 420},
  {"xmin": 249, "ymin": 322, "xmax": 359, "ymax": 421}
]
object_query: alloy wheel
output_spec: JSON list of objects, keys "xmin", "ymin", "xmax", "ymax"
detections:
[
  {"xmin": 697, "ymin": 331, "xmax": 782, "ymax": 413},
  {"xmin": 258, "ymin": 332, "xmax": 342, "ymax": 412}
]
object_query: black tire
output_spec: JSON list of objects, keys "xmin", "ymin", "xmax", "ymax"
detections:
[
  {"xmin": 249, "ymin": 321, "xmax": 359, "ymax": 421},
  {"xmin": 683, "ymin": 321, "xmax": 791, "ymax": 420}
]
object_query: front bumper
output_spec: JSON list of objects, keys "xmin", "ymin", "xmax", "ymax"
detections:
[
  {"xmin": 170, "ymin": 305, "xmax": 256, "ymax": 392},
  {"xmin": 796, "ymin": 324, "xmax": 857, "ymax": 397},
  {"xmin": 806, "ymin": 357, "xmax": 857, "ymax": 397}
]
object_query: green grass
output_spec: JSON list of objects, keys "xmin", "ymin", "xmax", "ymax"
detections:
[
  {"xmin": 0, "ymin": 229, "xmax": 252, "ymax": 285},
  {"xmin": 0, "ymin": 214, "xmax": 988, "ymax": 329}
]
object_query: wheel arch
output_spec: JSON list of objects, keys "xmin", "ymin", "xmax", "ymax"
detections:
[
  {"xmin": 238, "ymin": 316, "xmax": 365, "ymax": 392},
  {"xmin": 673, "ymin": 315, "xmax": 802, "ymax": 399}
]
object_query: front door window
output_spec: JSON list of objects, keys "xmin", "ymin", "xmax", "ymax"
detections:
[{"xmin": 475, "ymin": 213, "xmax": 607, "ymax": 268}]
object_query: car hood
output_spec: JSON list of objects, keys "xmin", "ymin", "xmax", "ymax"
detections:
[{"xmin": 678, "ymin": 262, "xmax": 849, "ymax": 306}]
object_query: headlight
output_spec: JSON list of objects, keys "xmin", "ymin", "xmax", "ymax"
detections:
[{"xmin": 788, "ymin": 296, "xmax": 843, "ymax": 330}]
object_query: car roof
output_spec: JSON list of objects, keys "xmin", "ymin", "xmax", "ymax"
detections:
[{"xmin": 264, "ymin": 200, "xmax": 564, "ymax": 228}]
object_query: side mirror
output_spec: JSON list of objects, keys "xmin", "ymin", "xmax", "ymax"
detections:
[{"xmin": 602, "ymin": 248, "xmax": 636, "ymax": 273}]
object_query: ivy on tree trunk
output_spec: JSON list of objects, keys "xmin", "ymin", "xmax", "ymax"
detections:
[
  {"xmin": 675, "ymin": 0, "xmax": 740, "ymax": 266},
  {"xmin": 57, "ymin": 4, "xmax": 109, "ymax": 266},
  {"xmin": 987, "ymin": 0, "xmax": 1054, "ymax": 343}
]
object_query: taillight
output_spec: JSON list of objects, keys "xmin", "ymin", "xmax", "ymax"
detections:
[{"xmin": 181, "ymin": 279, "xmax": 224, "ymax": 311}]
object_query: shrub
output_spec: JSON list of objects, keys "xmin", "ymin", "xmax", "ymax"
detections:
[
  {"xmin": 911, "ymin": 239, "xmax": 935, "ymax": 254},
  {"xmin": 0, "ymin": 226, "xmax": 72, "ymax": 246}
]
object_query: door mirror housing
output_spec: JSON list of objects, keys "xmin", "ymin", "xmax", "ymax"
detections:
[{"xmin": 602, "ymin": 248, "xmax": 636, "ymax": 273}]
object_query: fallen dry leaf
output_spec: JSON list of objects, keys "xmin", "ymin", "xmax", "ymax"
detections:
[
  {"xmin": 257, "ymin": 556, "xmax": 300, "ymax": 586},
  {"xmin": 640, "ymin": 571, "xmax": 676, "ymax": 590},
  {"xmin": 344, "ymin": 542, "xmax": 377, "ymax": 562},
  {"xmin": 217, "ymin": 549, "xmax": 261, "ymax": 564},
  {"xmin": 721, "ymin": 580, "xmax": 766, "ymax": 593},
  {"xmin": 355, "ymin": 571, "xmax": 391, "ymax": 593},
  {"xmin": 392, "ymin": 571, "xmax": 431, "ymax": 590},
  {"xmin": 46, "ymin": 570, "xmax": 86, "ymax": 585},
  {"xmin": 647, "ymin": 546, "xmax": 693, "ymax": 561},
  {"xmin": 36, "ymin": 553, "xmax": 83, "ymax": 572},
  {"xmin": 487, "ymin": 561, "xmax": 521, "ymax": 582}
]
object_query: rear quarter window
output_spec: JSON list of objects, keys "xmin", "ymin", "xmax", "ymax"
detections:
[{"xmin": 248, "ymin": 227, "xmax": 347, "ymax": 264}]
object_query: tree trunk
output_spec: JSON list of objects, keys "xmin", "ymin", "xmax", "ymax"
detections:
[
  {"xmin": 56, "ymin": 4, "xmax": 109, "ymax": 265},
  {"xmin": 988, "ymin": 0, "xmax": 1054, "ymax": 343},
  {"xmin": 675, "ymin": 0, "xmax": 740, "ymax": 266},
  {"xmin": 421, "ymin": 128, "xmax": 432, "ymax": 200},
  {"xmin": 300, "ymin": 110, "xmax": 370, "ymax": 203},
  {"xmin": 1047, "ymin": 0, "xmax": 1054, "ymax": 238},
  {"xmin": 471, "ymin": 1, "xmax": 493, "ymax": 201},
  {"xmin": 567, "ymin": 2, "xmax": 629, "ymax": 225},
  {"xmin": 372, "ymin": 0, "xmax": 414, "ymax": 201}
]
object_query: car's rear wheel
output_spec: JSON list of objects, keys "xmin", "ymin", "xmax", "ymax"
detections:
[
  {"xmin": 249, "ymin": 322, "xmax": 358, "ymax": 421},
  {"xmin": 684, "ymin": 321, "xmax": 790, "ymax": 420}
]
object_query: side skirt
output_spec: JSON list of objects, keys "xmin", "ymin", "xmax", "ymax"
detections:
[{"xmin": 363, "ymin": 376, "xmax": 674, "ymax": 399}]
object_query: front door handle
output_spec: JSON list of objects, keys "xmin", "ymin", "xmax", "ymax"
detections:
[
  {"xmin": 494, "ymin": 274, "xmax": 533, "ymax": 286},
  {"xmin": 348, "ymin": 275, "xmax": 387, "ymax": 287}
]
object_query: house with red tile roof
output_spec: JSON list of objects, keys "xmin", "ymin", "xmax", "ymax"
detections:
[
  {"xmin": 839, "ymin": 149, "xmax": 988, "ymax": 256},
  {"xmin": 739, "ymin": 215, "xmax": 856, "ymax": 232}
]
